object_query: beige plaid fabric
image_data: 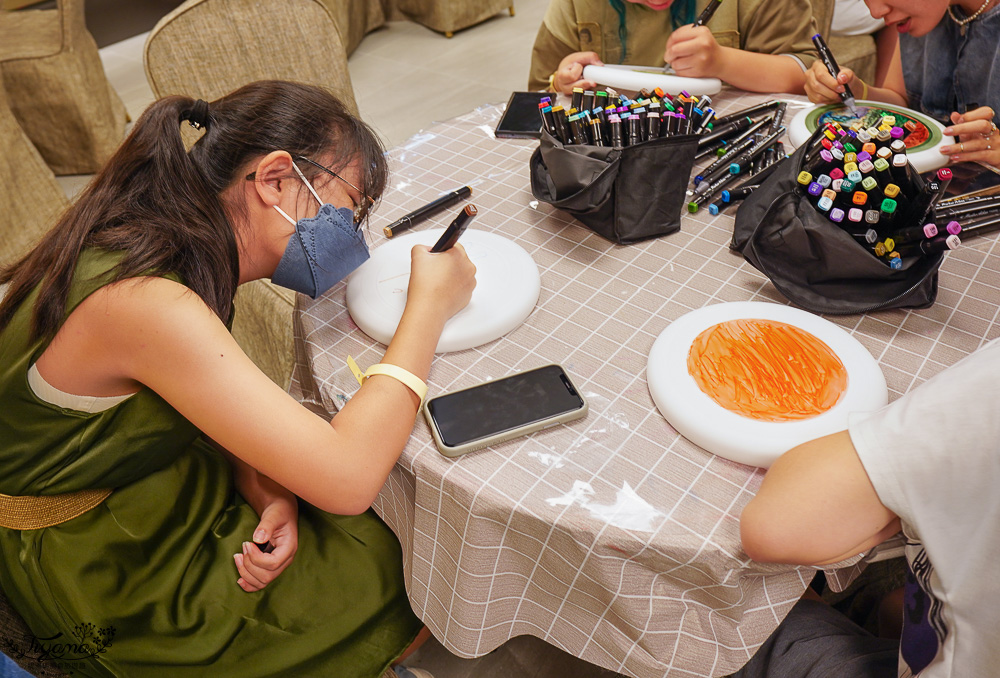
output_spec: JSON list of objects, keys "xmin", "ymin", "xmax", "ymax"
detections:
[{"xmin": 291, "ymin": 91, "xmax": 1000, "ymax": 678}]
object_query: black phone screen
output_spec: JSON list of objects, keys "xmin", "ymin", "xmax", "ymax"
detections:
[
  {"xmin": 494, "ymin": 91, "xmax": 548, "ymax": 139},
  {"xmin": 426, "ymin": 365, "xmax": 584, "ymax": 447}
]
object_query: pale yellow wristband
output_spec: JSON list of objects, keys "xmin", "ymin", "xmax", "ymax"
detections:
[
  {"xmin": 548, "ymin": 72, "xmax": 557, "ymax": 93},
  {"xmin": 346, "ymin": 356, "xmax": 427, "ymax": 407}
]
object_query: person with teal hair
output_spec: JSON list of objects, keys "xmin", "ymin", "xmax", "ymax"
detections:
[{"xmin": 529, "ymin": 0, "xmax": 824, "ymax": 95}]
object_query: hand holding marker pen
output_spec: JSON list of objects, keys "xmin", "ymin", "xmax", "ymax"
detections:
[{"xmin": 811, "ymin": 34, "xmax": 859, "ymax": 115}]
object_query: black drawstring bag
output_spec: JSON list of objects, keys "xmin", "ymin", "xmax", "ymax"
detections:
[
  {"xmin": 529, "ymin": 128, "xmax": 699, "ymax": 244},
  {"xmin": 731, "ymin": 127, "xmax": 943, "ymax": 315}
]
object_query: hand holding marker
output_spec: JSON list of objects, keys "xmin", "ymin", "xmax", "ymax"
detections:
[{"xmin": 811, "ymin": 33, "xmax": 859, "ymax": 115}]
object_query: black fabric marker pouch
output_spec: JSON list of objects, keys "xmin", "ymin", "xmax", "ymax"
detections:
[
  {"xmin": 529, "ymin": 128, "xmax": 699, "ymax": 244},
  {"xmin": 731, "ymin": 127, "xmax": 943, "ymax": 315}
]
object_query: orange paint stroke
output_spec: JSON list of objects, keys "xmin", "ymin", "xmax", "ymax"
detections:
[{"xmin": 687, "ymin": 318, "xmax": 848, "ymax": 422}]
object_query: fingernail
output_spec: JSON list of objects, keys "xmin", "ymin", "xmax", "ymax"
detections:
[
  {"xmin": 242, "ymin": 542, "xmax": 250, "ymax": 555},
  {"xmin": 940, "ymin": 146, "xmax": 951, "ymax": 153},
  {"xmin": 234, "ymin": 553, "xmax": 242, "ymax": 566},
  {"xmin": 237, "ymin": 578, "xmax": 245, "ymax": 588},
  {"xmin": 951, "ymin": 155, "xmax": 961, "ymax": 161},
  {"xmin": 943, "ymin": 127, "xmax": 954, "ymax": 134},
  {"xmin": 253, "ymin": 529, "xmax": 266, "ymax": 542}
]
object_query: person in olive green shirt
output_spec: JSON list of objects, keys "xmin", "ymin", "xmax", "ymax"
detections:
[{"xmin": 530, "ymin": 0, "xmax": 823, "ymax": 95}]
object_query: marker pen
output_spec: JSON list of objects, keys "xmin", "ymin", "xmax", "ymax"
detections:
[
  {"xmin": 955, "ymin": 213, "xmax": 1000, "ymax": 239},
  {"xmin": 812, "ymin": 33, "xmax": 858, "ymax": 114},
  {"xmin": 590, "ymin": 117, "xmax": 605, "ymax": 147},
  {"xmin": 430, "ymin": 204, "xmax": 477, "ymax": 252},
  {"xmin": 891, "ymin": 234, "xmax": 961, "ymax": 257},
  {"xmin": 694, "ymin": 0, "xmax": 724, "ymax": 25},
  {"xmin": 694, "ymin": 107, "xmax": 716, "ymax": 135},
  {"xmin": 582, "ymin": 90, "xmax": 595, "ymax": 112},
  {"xmin": 571, "ymin": 87, "xmax": 584, "ymax": 111},
  {"xmin": 850, "ymin": 228, "xmax": 879, "ymax": 245},
  {"xmin": 728, "ymin": 128, "xmax": 785, "ymax": 175},
  {"xmin": 551, "ymin": 106, "xmax": 569, "ymax": 143},
  {"xmin": 889, "ymin": 223, "xmax": 939, "ymax": 245},
  {"xmin": 688, "ymin": 171, "xmax": 743, "ymax": 211},
  {"xmin": 936, "ymin": 205, "xmax": 1000, "ymax": 224},
  {"xmin": 906, "ymin": 168, "xmax": 952, "ymax": 226},
  {"xmin": 722, "ymin": 183, "xmax": 762, "ymax": 203},
  {"xmin": 609, "ymin": 115, "xmax": 624, "ymax": 148},
  {"xmin": 865, "ymin": 209, "xmax": 880, "ymax": 226},
  {"xmin": 675, "ymin": 113, "xmax": 688, "ymax": 136},
  {"xmin": 696, "ymin": 128, "xmax": 763, "ymax": 186},
  {"xmin": 711, "ymin": 100, "xmax": 782, "ymax": 128},
  {"xmin": 628, "ymin": 115, "xmax": 642, "ymax": 145},
  {"xmin": 646, "ymin": 111, "xmax": 661, "ymax": 140},
  {"xmin": 383, "ymin": 185, "xmax": 473, "ymax": 238}
]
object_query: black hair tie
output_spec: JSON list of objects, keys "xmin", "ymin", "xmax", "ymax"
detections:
[{"xmin": 182, "ymin": 99, "xmax": 211, "ymax": 130}]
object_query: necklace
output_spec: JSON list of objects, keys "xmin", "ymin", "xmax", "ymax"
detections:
[{"xmin": 948, "ymin": 0, "xmax": 995, "ymax": 34}]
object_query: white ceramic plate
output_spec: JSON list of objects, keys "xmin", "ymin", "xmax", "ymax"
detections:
[
  {"xmin": 582, "ymin": 65, "xmax": 722, "ymax": 97},
  {"xmin": 647, "ymin": 301, "xmax": 887, "ymax": 468},
  {"xmin": 346, "ymin": 229, "xmax": 540, "ymax": 353}
]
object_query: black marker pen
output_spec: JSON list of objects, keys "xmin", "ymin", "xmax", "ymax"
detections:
[
  {"xmin": 812, "ymin": 33, "xmax": 858, "ymax": 114},
  {"xmin": 384, "ymin": 186, "xmax": 473, "ymax": 239},
  {"xmin": 430, "ymin": 204, "xmax": 477, "ymax": 253},
  {"xmin": 694, "ymin": 0, "xmax": 724, "ymax": 26}
]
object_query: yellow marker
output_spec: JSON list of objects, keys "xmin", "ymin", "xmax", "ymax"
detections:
[
  {"xmin": 884, "ymin": 183, "xmax": 900, "ymax": 198},
  {"xmin": 845, "ymin": 152, "xmax": 858, "ymax": 164},
  {"xmin": 797, "ymin": 171, "xmax": 813, "ymax": 185},
  {"xmin": 844, "ymin": 162, "xmax": 859, "ymax": 174}
]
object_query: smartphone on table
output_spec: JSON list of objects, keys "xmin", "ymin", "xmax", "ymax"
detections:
[
  {"xmin": 494, "ymin": 91, "xmax": 549, "ymax": 139},
  {"xmin": 423, "ymin": 364, "xmax": 589, "ymax": 457}
]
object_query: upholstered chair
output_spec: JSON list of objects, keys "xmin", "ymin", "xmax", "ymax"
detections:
[{"xmin": 144, "ymin": 0, "xmax": 359, "ymax": 389}]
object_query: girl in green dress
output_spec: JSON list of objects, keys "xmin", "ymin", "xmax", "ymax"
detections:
[{"xmin": 0, "ymin": 80, "xmax": 475, "ymax": 677}]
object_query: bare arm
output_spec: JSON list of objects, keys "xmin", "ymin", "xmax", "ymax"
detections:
[
  {"xmin": 665, "ymin": 26, "xmax": 808, "ymax": 94},
  {"xmin": 67, "ymin": 244, "xmax": 475, "ymax": 516},
  {"xmin": 741, "ymin": 431, "xmax": 900, "ymax": 566}
]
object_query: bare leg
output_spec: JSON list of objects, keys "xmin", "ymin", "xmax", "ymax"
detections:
[{"xmin": 393, "ymin": 626, "xmax": 433, "ymax": 666}]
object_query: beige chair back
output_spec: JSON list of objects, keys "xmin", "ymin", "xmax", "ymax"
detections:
[
  {"xmin": 143, "ymin": 0, "xmax": 358, "ymax": 116},
  {"xmin": 0, "ymin": 7, "xmax": 70, "ymax": 267},
  {"xmin": 0, "ymin": 0, "xmax": 127, "ymax": 175}
]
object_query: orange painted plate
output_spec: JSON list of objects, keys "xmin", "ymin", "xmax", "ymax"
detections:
[{"xmin": 647, "ymin": 302, "xmax": 887, "ymax": 468}]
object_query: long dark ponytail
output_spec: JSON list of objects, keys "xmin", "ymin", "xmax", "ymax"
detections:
[{"xmin": 0, "ymin": 80, "xmax": 387, "ymax": 341}]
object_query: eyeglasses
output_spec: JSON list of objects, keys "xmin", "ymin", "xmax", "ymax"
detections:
[
  {"xmin": 295, "ymin": 156, "xmax": 373, "ymax": 226},
  {"xmin": 245, "ymin": 156, "xmax": 374, "ymax": 226}
]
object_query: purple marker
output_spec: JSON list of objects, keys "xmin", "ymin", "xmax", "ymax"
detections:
[
  {"xmin": 943, "ymin": 220, "xmax": 962, "ymax": 235},
  {"xmin": 808, "ymin": 182, "xmax": 824, "ymax": 196},
  {"xmin": 830, "ymin": 207, "xmax": 845, "ymax": 222}
]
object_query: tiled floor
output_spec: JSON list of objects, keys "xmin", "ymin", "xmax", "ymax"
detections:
[{"xmin": 84, "ymin": 3, "xmax": 627, "ymax": 677}]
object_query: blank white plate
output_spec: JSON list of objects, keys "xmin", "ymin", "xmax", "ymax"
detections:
[
  {"xmin": 647, "ymin": 302, "xmax": 887, "ymax": 468},
  {"xmin": 582, "ymin": 65, "xmax": 722, "ymax": 97},
  {"xmin": 346, "ymin": 229, "xmax": 540, "ymax": 353}
]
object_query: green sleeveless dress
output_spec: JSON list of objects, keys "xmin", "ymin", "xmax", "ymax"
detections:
[{"xmin": 0, "ymin": 249, "xmax": 422, "ymax": 677}]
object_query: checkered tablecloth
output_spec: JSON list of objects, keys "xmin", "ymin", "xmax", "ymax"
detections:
[{"xmin": 289, "ymin": 90, "xmax": 1000, "ymax": 678}]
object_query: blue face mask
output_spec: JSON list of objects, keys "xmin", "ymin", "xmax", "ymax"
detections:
[{"xmin": 270, "ymin": 164, "xmax": 370, "ymax": 299}]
